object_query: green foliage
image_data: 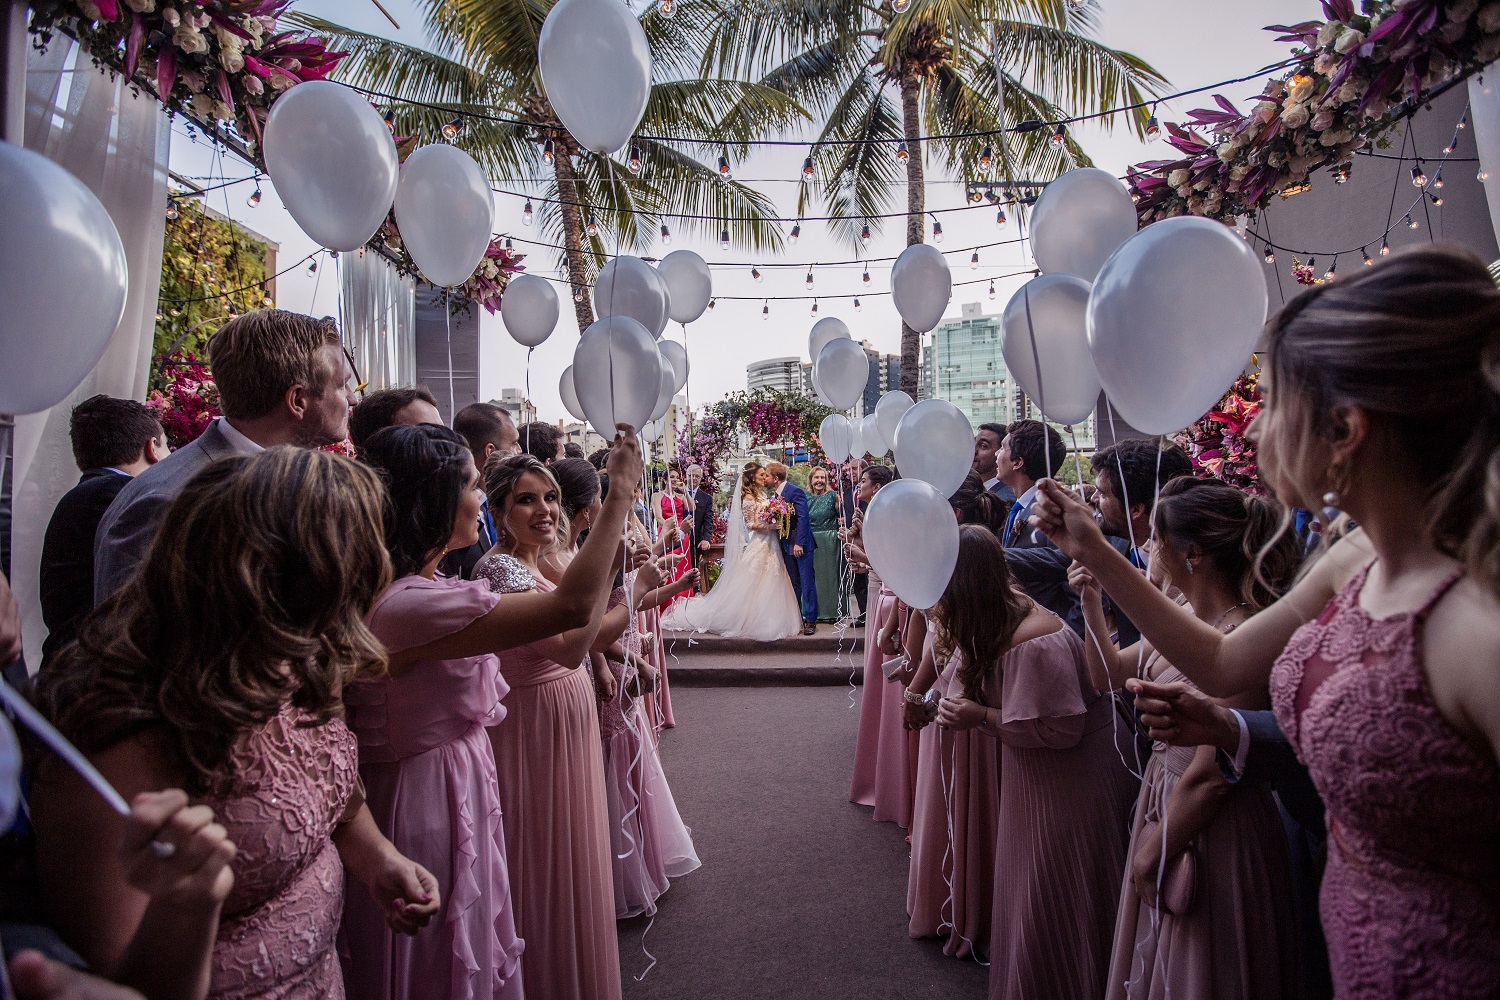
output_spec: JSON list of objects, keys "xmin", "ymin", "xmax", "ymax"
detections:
[{"xmin": 154, "ymin": 199, "xmax": 270, "ymax": 385}]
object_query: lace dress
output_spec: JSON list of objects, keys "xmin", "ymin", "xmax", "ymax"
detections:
[
  {"xmin": 204, "ymin": 703, "xmax": 357, "ymax": 1000},
  {"xmin": 660, "ymin": 496, "xmax": 801, "ymax": 641},
  {"xmin": 1271, "ymin": 564, "xmax": 1500, "ymax": 998}
]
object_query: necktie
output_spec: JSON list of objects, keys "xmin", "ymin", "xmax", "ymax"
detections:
[{"xmin": 1005, "ymin": 501, "xmax": 1025, "ymax": 546}]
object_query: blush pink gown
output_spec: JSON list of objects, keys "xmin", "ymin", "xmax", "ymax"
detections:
[
  {"xmin": 474, "ymin": 555, "xmax": 622, "ymax": 1000},
  {"xmin": 1272, "ymin": 565, "xmax": 1500, "ymax": 998},
  {"xmin": 343, "ymin": 575, "xmax": 524, "ymax": 1000},
  {"xmin": 205, "ymin": 704, "xmax": 357, "ymax": 1000},
  {"xmin": 850, "ymin": 580, "xmax": 917, "ymax": 826}
]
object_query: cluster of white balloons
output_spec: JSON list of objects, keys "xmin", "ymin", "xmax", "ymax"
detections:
[{"xmin": 1003, "ymin": 167, "xmax": 1267, "ymax": 435}]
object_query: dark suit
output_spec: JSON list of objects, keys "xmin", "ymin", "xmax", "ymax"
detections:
[
  {"xmin": 38, "ymin": 468, "xmax": 130, "ymax": 669},
  {"xmin": 1004, "ymin": 534, "xmax": 1139, "ymax": 644},
  {"xmin": 690, "ymin": 486, "xmax": 713, "ymax": 568},
  {"xmin": 985, "ymin": 477, "xmax": 1017, "ymax": 506},
  {"xmin": 94, "ymin": 419, "xmax": 256, "ymax": 604},
  {"xmin": 777, "ymin": 481, "xmax": 817, "ymax": 624}
]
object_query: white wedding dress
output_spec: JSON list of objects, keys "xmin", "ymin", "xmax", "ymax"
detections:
[{"xmin": 661, "ymin": 481, "xmax": 802, "ymax": 641}]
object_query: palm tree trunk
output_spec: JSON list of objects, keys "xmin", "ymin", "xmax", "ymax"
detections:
[
  {"xmin": 552, "ymin": 150, "xmax": 596, "ymax": 331},
  {"xmin": 899, "ymin": 73, "xmax": 924, "ymax": 399}
]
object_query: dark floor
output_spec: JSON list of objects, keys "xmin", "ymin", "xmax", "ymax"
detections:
[{"xmin": 618, "ymin": 686, "xmax": 989, "ymax": 999}]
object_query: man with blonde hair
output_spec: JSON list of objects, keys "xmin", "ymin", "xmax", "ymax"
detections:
[
  {"xmin": 94, "ymin": 309, "xmax": 354, "ymax": 601},
  {"xmin": 765, "ymin": 461, "xmax": 817, "ymax": 634}
]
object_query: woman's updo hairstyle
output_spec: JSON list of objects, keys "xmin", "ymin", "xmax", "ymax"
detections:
[
  {"xmin": 550, "ymin": 457, "xmax": 602, "ymax": 520},
  {"xmin": 1153, "ymin": 477, "xmax": 1301, "ymax": 609},
  {"xmin": 1263, "ymin": 243, "xmax": 1500, "ymax": 594},
  {"xmin": 362, "ymin": 424, "xmax": 474, "ymax": 578},
  {"xmin": 862, "ymin": 464, "xmax": 894, "ymax": 488},
  {"xmin": 948, "ymin": 471, "xmax": 1008, "ymax": 536},
  {"xmin": 741, "ymin": 462, "xmax": 763, "ymax": 497}
]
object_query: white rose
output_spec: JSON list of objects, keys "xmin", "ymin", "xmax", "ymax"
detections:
[
  {"xmin": 1218, "ymin": 141, "xmax": 1236, "ymax": 162},
  {"xmin": 191, "ymin": 93, "xmax": 215, "ymax": 117},
  {"xmin": 1167, "ymin": 168, "xmax": 1191, "ymax": 187},
  {"xmin": 268, "ymin": 69, "xmax": 297, "ymax": 90},
  {"xmin": 1317, "ymin": 21, "xmax": 1339, "ymax": 46},
  {"xmin": 1282, "ymin": 103, "xmax": 1311, "ymax": 129},
  {"xmin": 161, "ymin": 6, "xmax": 179, "ymax": 26},
  {"xmin": 1334, "ymin": 27, "xmax": 1365, "ymax": 54},
  {"xmin": 173, "ymin": 25, "xmax": 209, "ymax": 55},
  {"xmin": 1230, "ymin": 163, "xmax": 1251, "ymax": 181},
  {"xmin": 219, "ymin": 47, "xmax": 244, "ymax": 74},
  {"xmin": 1288, "ymin": 75, "xmax": 1315, "ymax": 103},
  {"xmin": 212, "ymin": 100, "xmax": 233, "ymax": 121},
  {"xmin": 242, "ymin": 74, "xmax": 264, "ymax": 95},
  {"xmin": 1334, "ymin": 80, "xmax": 1362, "ymax": 103}
]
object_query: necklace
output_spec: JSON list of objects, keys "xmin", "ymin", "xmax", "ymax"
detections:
[{"xmin": 1210, "ymin": 602, "xmax": 1251, "ymax": 630}]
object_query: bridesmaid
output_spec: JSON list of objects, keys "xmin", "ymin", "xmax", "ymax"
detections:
[
  {"xmin": 345, "ymin": 424, "xmax": 644, "ymax": 1000},
  {"xmin": 920, "ymin": 525, "xmax": 1137, "ymax": 998},
  {"xmin": 32, "ymin": 450, "xmax": 439, "ymax": 1000},
  {"xmin": 1076, "ymin": 478, "xmax": 1306, "ymax": 1000},
  {"xmin": 807, "ymin": 467, "xmax": 843, "ymax": 622},
  {"xmin": 474, "ymin": 455, "xmax": 624, "ymax": 1000},
  {"xmin": 652, "ymin": 467, "xmax": 696, "ymax": 605}
]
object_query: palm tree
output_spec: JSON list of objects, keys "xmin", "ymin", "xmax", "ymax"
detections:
[
  {"xmin": 291, "ymin": 0, "xmax": 807, "ymax": 330},
  {"xmin": 702, "ymin": 0, "xmax": 1168, "ymax": 394}
]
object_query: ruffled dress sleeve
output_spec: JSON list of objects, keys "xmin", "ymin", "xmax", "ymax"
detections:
[
  {"xmin": 982, "ymin": 625, "xmax": 1093, "ymax": 750},
  {"xmin": 366, "ymin": 574, "xmax": 501, "ymax": 653}
]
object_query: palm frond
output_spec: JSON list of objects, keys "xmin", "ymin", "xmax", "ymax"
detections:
[
  {"xmin": 285, "ymin": 13, "xmax": 501, "ymax": 104},
  {"xmin": 639, "ymin": 79, "xmax": 810, "ymax": 157},
  {"xmin": 630, "ymin": 141, "xmax": 787, "ymax": 253},
  {"xmin": 807, "ymin": 70, "xmax": 905, "ymax": 247}
]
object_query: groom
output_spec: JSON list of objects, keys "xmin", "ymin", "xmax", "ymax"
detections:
[{"xmin": 766, "ymin": 462, "xmax": 817, "ymax": 635}]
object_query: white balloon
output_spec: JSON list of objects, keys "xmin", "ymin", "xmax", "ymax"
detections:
[
  {"xmin": 659, "ymin": 339, "xmax": 689, "ymax": 391},
  {"xmin": 847, "ymin": 412, "xmax": 867, "ymax": 459},
  {"xmin": 808, "ymin": 316, "xmax": 851, "ymax": 360},
  {"xmin": 641, "ymin": 418, "xmax": 663, "ymax": 443},
  {"xmin": 1029, "ymin": 167, "xmax": 1139, "ymax": 282},
  {"xmin": 1470, "ymin": 73, "xmax": 1500, "ymax": 246},
  {"xmin": 559, "ymin": 365, "xmax": 586, "ymax": 421},
  {"xmin": 538, "ymin": 0, "xmax": 651, "ymax": 154},
  {"xmin": 863, "ymin": 479, "xmax": 960, "ymax": 609},
  {"xmin": 572, "ymin": 315, "xmax": 660, "ymax": 433},
  {"xmin": 262, "ymin": 80, "xmax": 398, "ymax": 251},
  {"xmin": 393, "ymin": 144, "xmax": 494, "ymax": 288},
  {"xmin": 594, "ymin": 256, "xmax": 670, "ymax": 339},
  {"xmin": 874, "ymin": 391, "xmax": 914, "ymax": 455},
  {"xmin": 890, "ymin": 243, "xmax": 952, "ymax": 333},
  {"xmin": 1001, "ymin": 274, "xmax": 1101, "ymax": 426},
  {"xmin": 658, "ymin": 250, "xmax": 712, "ymax": 324},
  {"xmin": 893, "ymin": 399, "xmax": 974, "ymax": 498},
  {"xmin": 860, "ymin": 413, "xmax": 886, "ymax": 457},
  {"xmin": 501, "ymin": 274, "xmax": 560, "ymax": 348},
  {"xmin": 819, "ymin": 413, "xmax": 852, "ymax": 463},
  {"xmin": 0, "ymin": 142, "xmax": 127, "ymax": 415},
  {"xmin": 1088, "ymin": 216, "xmax": 1268, "ymax": 435},
  {"xmin": 650, "ymin": 349, "xmax": 676, "ymax": 421},
  {"xmin": 813, "ymin": 338, "xmax": 870, "ymax": 411}
]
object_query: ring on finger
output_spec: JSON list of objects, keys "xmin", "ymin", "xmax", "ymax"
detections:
[{"xmin": 150, "ymin": 840, "xmax": 177, "ymax": 859}]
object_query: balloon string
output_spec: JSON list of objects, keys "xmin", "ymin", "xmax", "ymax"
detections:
[
  {"xmin": 525, "ymin": 347, "xmax": 533, "ymax": 456},
  {"xmin": 1020, "ymin": 283, "xmax": 1052, "ymax": 483},
  {"xmin": 682, "ymin": 322, "xmax": 692, "ymax": 451},
  {"xmin": 0, "ymin": 677, "xmax": 129, "ymax": 816},
  {"xmin": 443, "ymin": 287, "xmax": 457, "ymax": 422},
  {"xmin": 1103, "ymin": 396, "xmax": 1149, "ymax": 779}
]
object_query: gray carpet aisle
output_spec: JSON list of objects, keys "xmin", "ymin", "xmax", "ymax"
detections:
[{"xmin": 618, "ymin": 686, "xmax": 989, "ymax": 999}]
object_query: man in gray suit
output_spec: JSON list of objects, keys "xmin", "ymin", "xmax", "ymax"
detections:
[
  {"xmin": 94, "ymin": 310, "xmax": 354, "ymax": 602},
  {"xmin": 995, "ymin": 419, "xmax": 1065, "ymax": 550}
]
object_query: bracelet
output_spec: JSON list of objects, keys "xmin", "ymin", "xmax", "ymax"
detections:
[{"xmin": 903, "ymin": 689, "xmax": 928, "ymax": 706}]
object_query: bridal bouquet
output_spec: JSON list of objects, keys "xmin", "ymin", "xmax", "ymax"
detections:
[{"xmin": 761, "ymin": 496, "xmax": 793, "ymax": 539}]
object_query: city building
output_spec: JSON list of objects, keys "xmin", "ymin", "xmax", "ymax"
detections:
[
  {"xmin": 796, "ymin": 345, "xmax": 899, "ymax": 416},
  {"xmin": 746, "ymin": 357, "xmax": 804, "ymax": 393},
  {"xmin": 559, "ymin": 421, "xmax": 609, "ymax": 457},
  {"xmin": 488, "ymin": 388, "xmax": 537, "ymax": 426}
]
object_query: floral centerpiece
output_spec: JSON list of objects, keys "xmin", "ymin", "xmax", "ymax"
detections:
[
  {"xmin": 760, "ymin": 495, "xmax": 793, "ymax": 538},
  {"xmin": 146, "ymin": 349, "xmax": 219, "ymax": 449},
  {"xmin": 28, "ymin": 0, "xmax": 346, "ymax": 148},
  {"xmin": 460, "ymin": 239, "xmax": 527, "ymax": 313},
  {"xmin": 1172, "ymin": 370, "xmax": 1263, "ymax": 493},
  {"xmin": 675, "ymin": 413, "xmax": 735, "ymax": 492},
  {"xmin": 1128, "ymin": 0, "xmax": 1500, "ymax": 227}
]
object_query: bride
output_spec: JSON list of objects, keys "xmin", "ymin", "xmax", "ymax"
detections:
[{"xmin": 661, "ymin": 462, "xmax": 802, "ymax": 641}]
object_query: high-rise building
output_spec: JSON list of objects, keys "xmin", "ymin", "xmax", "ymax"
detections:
[
  {"xmin": 489, "ymin": 388, "xmax": 537, "ymax": 425},
  {"xmin": 746, "ymin": 357, "xmax": 804, "ymax": 393}
]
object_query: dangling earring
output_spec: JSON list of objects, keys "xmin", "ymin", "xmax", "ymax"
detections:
[
  {"xmin": 1186, "ymin": 560, "xmax": 1195, "ymax": 575},
  {"xmin": 1322, "ymin": 461, "xmax": 1347, "ymax": 508}
]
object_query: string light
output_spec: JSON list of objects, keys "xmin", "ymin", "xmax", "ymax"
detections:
[
  {"xmin": 988, "ymin": 281, "xmax": 996, "ymax": 299},
  {"xmin": 810, "ymin": 300, "xmax": 818, "ymax": 316},
  {"xmin": 442, "ymin": 116, "xmax": 465, "ymax": 140},
  {"xmin": 805, "ymin": 267, "xmax": 814, "ymax": 290},
  {"xmin": 1362, "ymin": 247, "xmax": 1373, "ymax": 266},
  {"xmin": 896, "ymin": 142, "xmax": 909, "ymax": 163},
  {"xmin": 1458, "ymin": 110, "xmax": 1468, "ymax": 129},
  {"xmin": 543, "ymin": 139, "xmax": 554, "ymax": 165},
  {"xmin": 381, "ymin": 106, "xmax": 397, "ymax": 132},
  {"xmin": 1323, "ymin": 255, "xmax": 1336, "ymax": 281},
  {"xmin": 932, "ymin": 219, "xmax": 944, "ymax": 242},
  {"xmin": 789, "ymin": 221, "xmax": 801, "ymax": 244},
  {"xmin": 707, "ymin": 298, "xmax": 716, "ymax": 312},
  {"xmin": 1332, "ymin": 164, "xmax": 1350, "ymax": 183},
  {"xmin": 659, "ymin": 0, "xmax": 675, "ymax": 16},
  {"xmin": 718, "ymin": 154, "xmax": 732, "ymax": 179},
  {"xmin": 803, "ymin": 154, "xmax": 815, "ymax": 179},
  {"xmin": 979, "ymin": 144, "xmax": 992, "ymax": 170},
  {"xmin": 1051, "ymin": 122, "xmax": 1067, "ymax": 147},
  {"xmin": 862, "ymin": 267, "xmax": 871, "ymax": 285},
  {"xmin": 970, "ymin": 250, "xmax": 979, "ymax": 269},
  {"xmin": 247, "ymin": 182, "xmax": 262, "ymax": 207},
  {"xmin": 996, "ymin": 207, "xmax": 1007, "ymax": 228},
  {"xmin": 629, "ymin": 145, "xmax": 642, "ymax": 173},
  {"xmin": 751, "ymin": 265, "xmax": 763, "ymax": 283},
  {"xmin": 1411, "ymin": 165, "xmax": 1426, "ymax": 187},
  {"xmin": 1433, "ymin": 170, "xmax": 1444, "ymax": 189},
  {"xmin": 165, "ymin": 198, "xmax": 179, "ymax": 221},
  {"xmin": 1145, "ymin": 104, "xmax": 1160, "ymax": 138},
  {"xmin": 504, "ymin": 237, "xmax": 513, "ymax": 251},
  {"xmin": 1406, "ymin": 213, "xmax": 1418, "ymax": 229},
  {"xmin": 1380, "ymin": 237, "xmax": 1390, "ymax": 255},
  {"xmin": 1480, "ymin": 167, "xmax": 1491, "ymax": 182},
  {"xmin": 573, "ymin": 287, "xmax": 584, "ymax": 302},
  {"xmin": 586, "ymin": 217, "xmax": 599, "ymax": 237},
  {"xmin": 660, "ymin": 223, "xmax": 672, "ymax": 244},
  {"xmin": 1264, "ymin": 248, "xmax": 1275, "ymax": 264},
  {"xmin": 860, "ymin": 223, "xmax": 871, "ymax": 245},
  {"xmin": 762, "ymin": 299, "xmax": 769, "ymax": 320},
  {"xmin": 1429, "ymin": 190, "xmax": 1444, "ymax": 207},
  {"xmin": 891, "ymin": 0, "xmax": 909, "ymax": 10},
  {"xmin": 720, "ymin": 226, "xmax": 731, "ymax": 250},
  {"xmin": 308, "ymin": 259, "xmax": 318, "ymax": 274},
  {"xmin": 522, "ymin": 200, "xmax": 534, "ymax": 225}
]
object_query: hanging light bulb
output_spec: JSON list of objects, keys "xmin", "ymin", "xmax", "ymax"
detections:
[
  {"xmin": 1458, "ymin": 111, "xmax": 1468, "ymax": 129},
  {"xmin": 574, "ymin": 287, "xmax": 584, "ymax": 302},
  {"xmin": 1444, "ymin": 138, "xmax": 1456, "ymax": 155},
  {"xmin": 522, "ymin": 200, "xmax": 534, "ymax": 225},
  {"xmin": 720, "ymin": 227, "xmax": 731, "ymax": 251},
  {"xmin": 1406, "ymin": 213, "xmax": 1419, "ymax": 229},
  {"xmin": 442, "ymin": 116, "xmax": 465, "ymax": 141},
  {"xmin": 660, "ymin": 223, "xmax": 672, "ymax": 244},
  {"xmin": 762, "ymin": 299, "xmax": 770, "ymax": 320},
  {"xmin": 970, "ymin": 250, "xmax": 979, "ymax": 269},
  {"xmin": 1429, "ymin": 190, "xmax": 1444, "ymax": 207},
  {"xmin": 718, "ymin": 154, "xmax": 732, "ymax": 179},
  {"xmin": 862, "ymin": 267, "xmax": 871, "ymax": 286},
  {"xmin": 789, "ymin": 221, "xmax": 801, "ymax": 244},
  {"xmin": 169, "ymin": 305, "xmax": 181, "ymax": 318},
  {"xmin": 1380, "ymin": 237, "xmax": 1390, "ymax": 256},
  {"xmin": 810, "ymin": 300, "xmax": 818, "ymax": 316},
  {"xmin": 247, "ymin": 183, "xmax": 262, "ymax": 207},
  {"xmin": 988, "ymin": 281, "xmax": 996, "ymax": 300},
  {"xmin": 543, "ymin": 138, "xmax": 554, "ymax": 165},
  {"xmin": 504, "ymin": 237, "xmax": 513, "ymax": 252},
  {"xmin": 979, "ymin": 144, "xmax": 993, "ymax": 170},
  {"xmin": 1264, "ymin": 248, "xmax": 1275, "ymax": 264},
  {"xmin": 1433, "ymin": 171, "xmax": 1444, "ymax": 189},
  {"xmin": 803, "ymin": 154, "xmax": 815, "ymax": 179},
  {"xmin": 382, "ymin": 106, "xmax": 397, "ymax": 132},
  {"xmin": 1324, "ymin": 255, "xmax": 1337, "ymax": 281},
  {"xmin": 896, "ymin": 141, "xmax": 909, "ymax": 163},
  {"xmin": 1051, "ymin": 122, "xmax": 1067, "ymax": 147},
  {"xmin": 329, "ymin": 250, "xmax": 338, "ymax": 260},
  {"xmin": 996, "ymin": 207, "xmax": 1007, "ymax": 228},
  {"xmin": 308, "ymin": 259, "xmax": 318, "ymax": 274},
  {"xmin": 850, "ymin": 297, "xmax": 861, "ymax": 312},
  {"xmin": 1307, "ymin": 257, "xmax": 1316, "ymax": 273},
  {"xmin": 1480, "ymin": 166, "xmax": 1491, "ymax": 182},
  {"xmin": 931, "ymin": 219, "xmax": 943, "ymax": 243},
  {"xmin": 805, "ymin": 267, "xmax": 814, "ymax": 290},
  {"xmin": 1362, "ymin": 248, "xmax": 1373, "ymax": 266},
  {"xmin": 659, "ymin": 0, "xmax": 675, "ymax": 16},
  {"xmin": 708, "ymin": 298, "xmax": 716, "ymax": 312},
  {"xmin": 1411, "ymin": 165, "xmax": 1427, "ymax": 187},
  {"xmin": 891, "ymin": 0, "xmax": 909, "ymax": 12},
  {"xmin": 154, "ymin": 308, "xmax": 162, "ymax": 322},
  {"xmin": 1145, "ymin": 107, "xmax": 1160, "ymax": 138},
  {"xmin": 751, "ymin": 265, "xmax": 763, "ymax": 283},
  {"xmin": 586, "ymin": 217, "xmax": 599, "ymax": 237},
  {"xmin": 1332, "ymin": 164, "xmax": 1350, "ymax": 184},
  {"xmin": 165, "ymin": 198, "xmax": 179, "ymax": 221},
  {"xmin": 860, "ymin": 223, "xmax": 871, "ymax": 245},
  {"xmin": 629, "ymin": 144, "xmax": 643, "ymax": 173}
]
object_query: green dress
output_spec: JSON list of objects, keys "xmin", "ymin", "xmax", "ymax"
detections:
[{"xmin": 808, "ymin": 490, "xmax": 843, "ymax": 622}]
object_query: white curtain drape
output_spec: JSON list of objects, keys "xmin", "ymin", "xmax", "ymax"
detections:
[
  {"xmin": 340, "ymin": 247, "xmax": 416, "ymax": 390},
  {"xmin": 13, "ymin": 38, "xmax": 169, "ymax": 670}
]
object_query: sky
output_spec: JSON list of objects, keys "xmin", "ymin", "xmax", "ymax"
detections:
[{"xmin": 168, "ymin": 0, "xmax": 1313, "ymax": 423}]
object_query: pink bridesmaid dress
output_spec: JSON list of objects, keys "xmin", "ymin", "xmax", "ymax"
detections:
[
  {"xmin": 850, "ymin": 579, "xmax": 917, "ymax": 826},
  {"xmin": 205, "ymin": 703, "xmax": 358, "ymax": 1000},
  {"xmin": 474, "ymin": 554, "xmax": 622, "ymax": 1000},
  {"xmin": 600, "ymin": 586, "xmax": 701, "ymax": 917},
  {"xmin": 907, "ymin": 641, "xmax": 999, "ymax": 959},
  {"xmin": 641, "ymin": 604, "xmax": 675, "ymax": 731},
  {"xmin": 343, "ymin": 575, "xmax": 523, "ymax": 1000}
]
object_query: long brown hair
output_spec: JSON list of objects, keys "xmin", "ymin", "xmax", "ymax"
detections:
[
  {"xmin": 33, "ymin": 448, "xmax": 392, "ymax": 796},
  {"xmin": 930, "ymin": 525, "xmax": 1033, "ymax": 702},
  {"xmin": 740, "ymin": 462, "xmax": 763, "ymax": 500},
  {"xmin": 1263, "ymin": 243, "xmax": 1500, "ymax": 595},
  {"xmin": 1152, "ymin": 477, "xmax": 1301, "ymax": 609}
]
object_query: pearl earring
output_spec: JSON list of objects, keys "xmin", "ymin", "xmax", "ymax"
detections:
[
  {"xmin": 1186, "ymin": 560, "xmax": 1195, "ymax": 575},
  {"xmin": 1322, "ymin": 490, "xmax": 1339, "ymax": 507}
]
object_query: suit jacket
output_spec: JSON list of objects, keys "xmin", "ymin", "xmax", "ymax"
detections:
[
  {"xmin": 1002, "ymin": 489, "xmax": 1050, "ymax": 550},
  {"xmin": 1004, "ymin": 535, "xmax": 1139, "ymax": 643},
  {"xmin": 690, "ymin": 487, "xmax": 714, "ymax": 565},
  {"xmin": 777, "ymin": 481, "xmax": 814, "ymax": 554},
  {"xmin": 94, "ymin": 419, "xmax": 253, "ymax": 604},
  {"xmin": 985, "ymin": 478, "xmax": 1018, "ymax": 506},
  {"xmin": 1222, "ymin": 709, "xmax": 1326, "ymax": 837},
  {"xmin": 39, "ymin": 468, "xmax": 130, "ymax": 669}
]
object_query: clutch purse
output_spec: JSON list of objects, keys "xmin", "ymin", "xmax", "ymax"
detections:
[{"xmin": 1142, "ymin": 823, "xmax": 1197, "ymax": 916}]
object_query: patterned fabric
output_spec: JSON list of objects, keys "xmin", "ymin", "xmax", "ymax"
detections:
[
  {"xmin": 1272, "ymin": 563, "xmax": 1500, "ymax": 999},
  {"xmin": 205, "ymin": 705, "xmax": 357, "ymax": 1000},
  {"xmin": 474, "ymin": 554, "xmax": 536, "ymax": 595}
]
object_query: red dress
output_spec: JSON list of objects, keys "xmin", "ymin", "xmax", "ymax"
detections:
[{"xmin": 656, "ymin": 495, "xmax": 695, "ymax": 603}]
